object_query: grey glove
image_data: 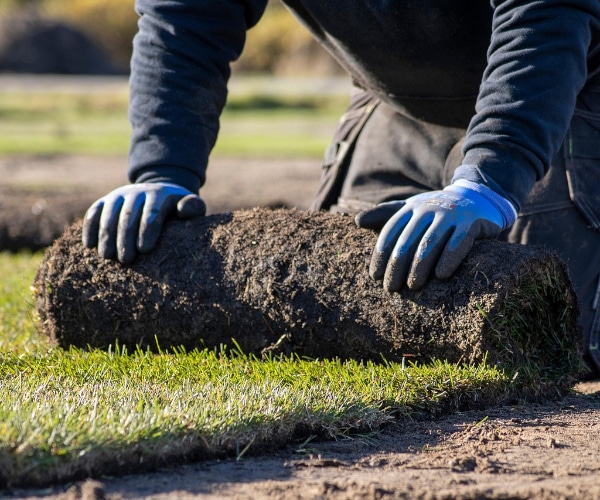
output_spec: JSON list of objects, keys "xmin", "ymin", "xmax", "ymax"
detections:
[{"xmin": 82, "ymin": 182, "xmax": 205, "ymax": 264}]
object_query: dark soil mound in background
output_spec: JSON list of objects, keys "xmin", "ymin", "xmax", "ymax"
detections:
[
  {"xmin": 0, "ymin": 155, "xmax": 321, "ymax": 252},
  {"xmin": 0, "ymin": 187, "xmax": 96, "ymax": 252},
  {"xmin": 0, "ymin": 11, "xmax": 120, "ymax": 74},
  {"xmin": 34, "ymin": 208, "xmax": 582, "ymax": 390}
]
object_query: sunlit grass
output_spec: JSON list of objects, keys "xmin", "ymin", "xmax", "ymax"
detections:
[
  {"xmin": 0, "ymin": 344, "xmax": 510, "ymax": 487},
  {"xmin": 0, "ymin": 252, "xmax": 47, "ymax": 353}
]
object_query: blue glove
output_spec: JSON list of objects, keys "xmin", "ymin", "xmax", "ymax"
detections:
[
  {"xmin": 355, "ymin": 180, "xmax": 517, "ymax": 291},
  {"xmin": 82, "ymin": 182, "xmax": 205, "ymax": 264}
]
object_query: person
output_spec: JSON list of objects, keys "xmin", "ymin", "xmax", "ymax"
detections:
[{"xmin": 82, "ymin": 0, "xmax": 600, "ymax": 377}]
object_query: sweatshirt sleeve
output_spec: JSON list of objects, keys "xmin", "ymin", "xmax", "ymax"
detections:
[
  {"xmin": 127, "ymin": 0, "xmax": 268, "ymax": 193},
  {"xmin": 455, "ymin": 0, "xmax": 600, "ymax": 210}
]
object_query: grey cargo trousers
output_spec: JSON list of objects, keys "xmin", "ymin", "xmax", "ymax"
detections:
[{"xmin": 312, "ymin": 89, "xmax": 600, "ymax": 377}]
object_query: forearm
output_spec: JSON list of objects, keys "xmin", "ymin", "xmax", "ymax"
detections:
[
  {"xmin": 458, "ymin": 0, "xmax": 600, "ymax": 209},
  {"xmin": 128, "ymin": 0, "xmax": 268, "ymax": 192}
]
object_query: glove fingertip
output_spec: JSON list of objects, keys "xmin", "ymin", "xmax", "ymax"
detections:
[
  {"xmin": 117, "ymin": 230, "xmax": 139, "ymax": 266},
  {"xmin": 81, "ymin": 225, "xmax": 97, "ymax": 249},
  {"xmin": 355, "ymin": 211, "xmax": 383, "ymax": 230},
  {"xmin": 406, "ymin": 273, "xmax": 427, "ymax": 291},
  {"xmin": 434, "ymin": 236, "xmax": 475, "ymax": 281},
  {"xmin": 369, "ymin": 251, "xmax": 388, "ymax": 281},
  {"xmin": 138, "ymin": 231, "xmax": 161, "ymax": 254},
  {"xmin": 434, "ymin": 260, "xmax": 456, "ymax": 281},
  {"xmin": 382, "ymin": 251, "xmax": 415, "ymax": 293},
  {"xmin": 98, "ymin": 235, "xmax": 116, "ymax": 260},
  {"xmin": 177, "ymin": 195, "xmax": 206, "ymax": 219},
  {"xmin": 117, "ymin": 247, "xmax": 136, "ymax": 266},
  {"xmin": 383, "ymin": 270, "xmax": 403, "ymax": 293},
  {"xmin": 138, "ymin": 213, "xmax": 168, "ymax": 254},
  {"xmin": 81, "ymin": 203, "xmax": 103, "ymax": 248},
  {"xmin": 355, "ymin": 201, "xmax": 406, "ymax": 230}
]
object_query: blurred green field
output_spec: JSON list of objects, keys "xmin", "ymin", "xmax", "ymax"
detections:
[
  {"xmin": 0, "ymin": 92, "xmax": 130, "ymax": 155},
  {"xmin": 0, "ymin": 78, "xmax": 349, "ymax": 157}
]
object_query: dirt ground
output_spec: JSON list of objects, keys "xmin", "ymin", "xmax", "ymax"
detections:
[
  {"xmin": 0, "ymin": 154, "xmax": 321, "ymax": 251},
  {"xmin": 3, "ymin": 154, "xmax": 600, "ymax": 500}
]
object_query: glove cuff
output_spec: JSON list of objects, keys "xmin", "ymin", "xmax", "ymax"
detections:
[{"xmin": 449, "ymin": 179, "xmax": 518, "ymax": 229}]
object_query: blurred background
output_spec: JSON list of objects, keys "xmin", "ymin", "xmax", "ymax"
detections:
[
  {"xmin": 0, "ymin": 0, "xmax": 352, "ymax": 252},
  {"xmin": 0, "ymin": 0, "xmax": 343, "ymax": 76}
]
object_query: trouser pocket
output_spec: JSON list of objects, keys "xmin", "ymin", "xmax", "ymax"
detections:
[
  {"xmin": 322, "ymin": 97, "xmax": 467, "ymax": 212},
  {"xmin": 310, "ymin": 90, "xmax": 378, "ymax": 212}
]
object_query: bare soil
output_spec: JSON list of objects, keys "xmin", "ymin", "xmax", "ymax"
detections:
[
  {"xmin": 3, "ymin": 155, "xmax": 600, "ymax": 500},
  {"xmin": 0, "ymin": 154, "xmax": 321, "ymax": 251}
]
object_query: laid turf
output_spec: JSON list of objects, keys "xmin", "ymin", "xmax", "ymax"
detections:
[
  {"xmin": 0, "ymin": 251, "xmax": 541, "ymax": 488},
  {"xmin": 0, "ymin": 345, "xmax": 510, "ymax": 488}
]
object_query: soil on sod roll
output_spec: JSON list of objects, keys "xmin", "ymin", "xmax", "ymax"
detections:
[{"xmin": 34, "ymin": 208, "xmax": 582, "ymax": 389}]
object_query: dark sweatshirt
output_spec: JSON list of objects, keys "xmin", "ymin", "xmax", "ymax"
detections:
[{"xmin": 128, "ymin": 0, "xmax": 600, "ymax": 211}]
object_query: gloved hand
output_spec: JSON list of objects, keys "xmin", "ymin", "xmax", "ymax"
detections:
[
  {"xmin": 355, "ymin": 180, "xmax": 517, "ymax": 291},
  {"xmin": 82, "ymin": 182, "xmax": 206, "ymax": 264}
]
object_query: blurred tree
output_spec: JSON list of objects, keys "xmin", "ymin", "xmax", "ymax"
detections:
[
  {"xmin": 43, "ymin": 0, "xmax": 137, "ymax": 71},
  {"xmin": 233, "ymin": 1, "xmax": 341, "ymax": 75},
  {"xmin": 0, "ymin": 0, "xmax": 340, "ymax": 75}
]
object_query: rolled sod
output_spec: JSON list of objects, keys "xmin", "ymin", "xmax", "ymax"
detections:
[{"xmin": 34, "ymin": 208, "xmax": 582, "ymax": 383}]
